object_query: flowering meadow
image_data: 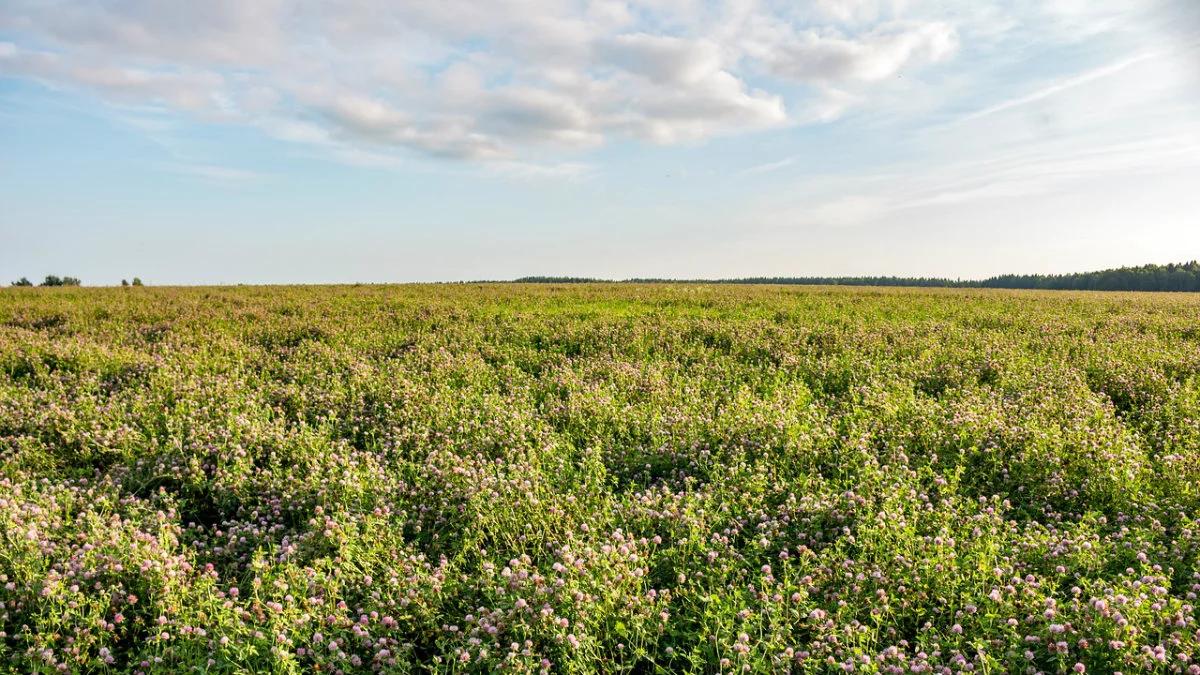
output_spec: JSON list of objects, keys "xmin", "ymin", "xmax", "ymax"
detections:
[{"xmin": 2, "ymin": 283, "xmax": 1199, "ymax": 674}]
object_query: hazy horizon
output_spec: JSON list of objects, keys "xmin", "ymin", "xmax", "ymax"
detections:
[
  {"xmin": 3, "ymin": 0, "xmax": 1199, "ymax": 285},
  {"xmin": 10, "ymin": 258, "xmax": 1200, "ymax": 287}
]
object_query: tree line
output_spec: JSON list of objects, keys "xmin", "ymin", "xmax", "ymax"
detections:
[
  {"xmin": 10, "ymin": 262, "xmax": 1200, "ymax": 292},
  {"xmin": 10, "ymin": 276, "xmax": 145, "ymax": 287},
  {"xmin": 10, "ymin": 275, "xmax": 82, "ymax": 287},
  {"xmin": 516, "ymin": 261, "xmax": 1200, "ymax": 292},
  {"xmin": 975, "ymin": 261, "xmax": 1200, "ymax": 291}
]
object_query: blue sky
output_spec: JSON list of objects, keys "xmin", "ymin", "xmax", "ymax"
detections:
[{"xmin": 2, "ymin": 0, "xmax": 1199, "ymax": 284}]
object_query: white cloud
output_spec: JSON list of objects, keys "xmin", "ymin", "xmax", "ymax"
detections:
[
  {"xmin": 483, "ymin": 87, "xmax": 598, "ymax": 146},
  {"xmin": 622, "ymin": 70, "xmax": 786, "ymax": 142},
  {"xmin": 3, "ymin": 0, "xmax": 842, "ymax": 163},
  {"xmin": 0, "ymin": 0, "xmax": 978, "ymax": 164},
  {"xmin": 763, "ymin": 22, "xmax": 958, "ymax": 83},
  {"xmin": 1, "ymin": 0, "xmax": 288, "ymax": 65},
  {"xmin": 599, "ymin": 33, "xmax": 722, "ymax": 84},
  {"xmin": 12, "ymin": 0, "xmax": 1172, "ymax": 167},
  {"xmin": 0, "ymin": 45, "xmax": 228, "ymax": 113}
]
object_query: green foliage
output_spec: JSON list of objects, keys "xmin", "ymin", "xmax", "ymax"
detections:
[
  {"xmin": 9, "ymin": 278, "xmax": 33, "ymax": 287},
  {"xmin": 38, "ymin": 275, "xmax": 82, "ymax": 287},
  {"xmin": 1, "ymin": 284, "xmax": 1199, "ymax": 673},
  {"xmin": 533, "ymin": 261, "xmax": 1200, "ymax": 292},
  {"xmin": 980, "ymin": 260, "xmax": 1200, "ymax": 291},
  {"xmin": 514, "ymin": 276, "xmax": 605, "ymax": 284}
]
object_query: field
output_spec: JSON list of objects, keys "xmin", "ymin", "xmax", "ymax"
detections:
[{"xmin": 2, "ymin": 284, "xmax": 1200, "ymax": 674}]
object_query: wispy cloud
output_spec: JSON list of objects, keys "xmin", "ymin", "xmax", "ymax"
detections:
[
  {"xmin": 485, "ymin": 160, "xmax": 593, "ymax": 181},
  {"xmin": 738, "ymin": 157, "xmax": 797, "ymax": 176},
  {"xmin": 168, "ymin": 163, "xmax": 268, "ymax": 183},
  {"xmin": 758, "ymin": 125, "xmax": 1200, "ymax": 230},
  {"xmin": 897, "ymin": 134, "xmax": 1200, "ymax": 209},
  {"xmin": 955, "ymin": 51, "xmax": 1159, "ymax": 124}
]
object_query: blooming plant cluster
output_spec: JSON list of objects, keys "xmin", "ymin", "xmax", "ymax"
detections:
[{"xmin": 1, "ymin": 283, "xmax": 1200, "ymax": 673}]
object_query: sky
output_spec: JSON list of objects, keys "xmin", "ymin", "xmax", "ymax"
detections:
[{"xmin": 1, "ymin": 0, "xmax": 1199, "ymax": 285}]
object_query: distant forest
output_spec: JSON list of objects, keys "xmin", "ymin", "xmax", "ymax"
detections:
[{"xmin": 515, "ymin": 261, "xmax": 1200, "ymax": 292}]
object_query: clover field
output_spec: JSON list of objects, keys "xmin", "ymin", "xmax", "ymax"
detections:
[{"xmin": 2, "ymin": 283, "xmax": 1200, "ymax": 674}]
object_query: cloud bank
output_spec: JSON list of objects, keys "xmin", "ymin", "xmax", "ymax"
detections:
[
  {"xmin": 0, "ymin": 0, "xmax": 970, "ymax": 163},
  {"xmin": 2, "ymin": 0, "xmax": 1189, "ymax": 168}
]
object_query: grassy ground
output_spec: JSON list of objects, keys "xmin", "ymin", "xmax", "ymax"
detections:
[{"xmin": 1, "ymin": 283, "xmax": 1199, "ymax": 673}]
